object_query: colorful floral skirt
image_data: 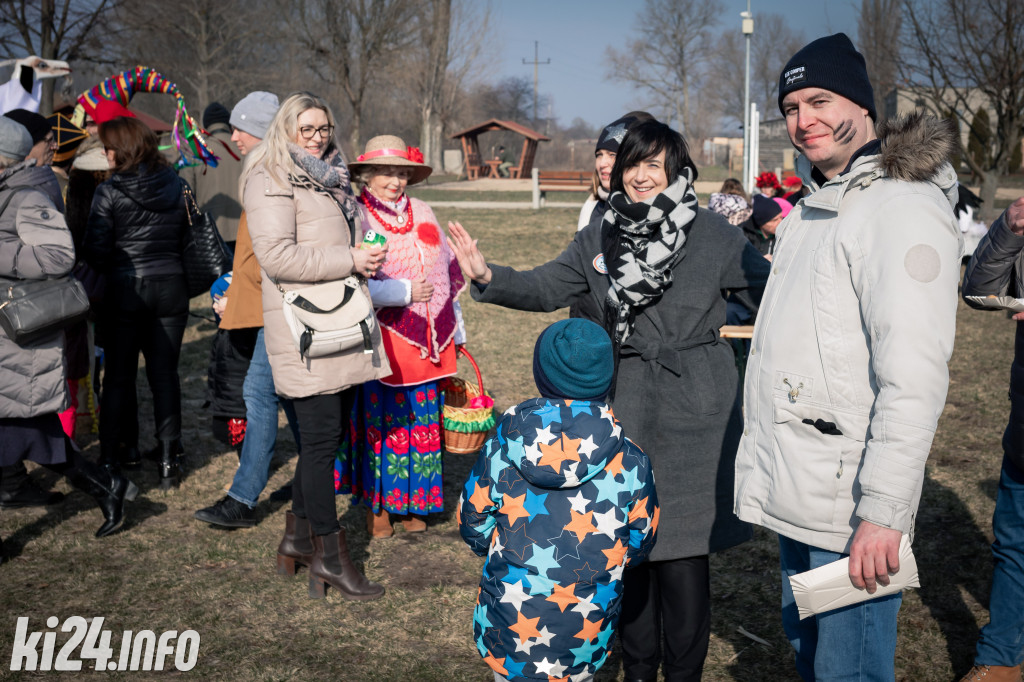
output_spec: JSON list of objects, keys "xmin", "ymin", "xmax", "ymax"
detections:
[{"xmin": 335, "ymin": 380, "xmax": 443, "ymax": 516}]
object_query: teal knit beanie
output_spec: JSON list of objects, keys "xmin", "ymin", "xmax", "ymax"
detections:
[{"xmin": 533, "ymin": 319, "xmax": 614, "ymax": 401}]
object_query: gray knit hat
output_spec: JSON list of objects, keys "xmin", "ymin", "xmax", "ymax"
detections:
[
  {"xmin": 229, "ymin": 91, "xmax": 279, "ymax": 139},
  {"xmin": 0, "ymin": 117, "xmax": 32, "ymax": 161}
]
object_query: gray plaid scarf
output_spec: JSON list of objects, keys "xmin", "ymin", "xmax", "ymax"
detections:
[
  {"xmin": 602, "ymin": 169, "xmax": 698, "ymax": 344},
  {"xmin": 286, "ymin": 144, "xmax": 358, "ymax": 221}
]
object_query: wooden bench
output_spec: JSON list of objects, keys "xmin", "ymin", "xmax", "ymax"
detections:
[{"xmin": 532, "ymin": 169, "xmax": 592, "ymax": 207}]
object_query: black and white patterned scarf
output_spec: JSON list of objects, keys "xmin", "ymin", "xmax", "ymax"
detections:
[
  {"xmin": 286, "ymin": 144, "xmax": 358, "ymax": 221},
  {"xmin": 601, "ymin": 169, "xmax": 698, "ymax": 345}
]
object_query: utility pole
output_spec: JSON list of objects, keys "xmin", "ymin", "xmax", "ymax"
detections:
[
  {"xmin": 741, "ymin": 2, "xmax": 754, "ymax": 193},
  {"xmin": 522, "ymin": 41, "xmax": 550, "ymax": 123}
]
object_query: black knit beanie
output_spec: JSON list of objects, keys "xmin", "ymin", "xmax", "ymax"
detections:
[
  {"xmin": 777, "ymin": 33, "xmax": 876, "ymax": 120},
  {"xmin": 203, "ymin": 102, "xmax": 231, "ymax": 129},
  {"xmin": 3, "ymin": 108, "xmax": 50, "ymax": 145}
]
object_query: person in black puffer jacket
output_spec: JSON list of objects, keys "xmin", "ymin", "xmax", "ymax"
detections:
[{"xmin": 84, "ymin": 116, "xmax": 189, "ymax": 489}]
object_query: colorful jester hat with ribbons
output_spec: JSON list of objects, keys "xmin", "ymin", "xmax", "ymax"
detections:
[{"xmin": 73, "ymin": 66, "xmax": 218, "ymax": 169}]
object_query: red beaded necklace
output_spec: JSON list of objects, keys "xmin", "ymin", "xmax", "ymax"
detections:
[{"xmin": 360, "ymin": 188, "xmax": 413, "ymax": 234}]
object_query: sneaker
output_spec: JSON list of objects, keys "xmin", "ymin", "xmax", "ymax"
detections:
[
  {"xmin": 959, "ymin": 665, "xmax": 1023, "ymax": 682},
  {"xmin": 0, "ymin": 481, "xmax": 64, "ymax": 509},
  {"xmin": 194, "ymin": 496, "xmax": 256, "ymax": 528}
]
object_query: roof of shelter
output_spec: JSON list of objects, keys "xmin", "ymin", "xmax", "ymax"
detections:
[{"xmin": 450, "ymin": 118, "xmax": 551, "ymax": 142}]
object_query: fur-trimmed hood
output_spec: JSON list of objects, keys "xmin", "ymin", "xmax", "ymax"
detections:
[{"xmin": 876, "ymin": 110, "xmax": 959, "ymax": 183}]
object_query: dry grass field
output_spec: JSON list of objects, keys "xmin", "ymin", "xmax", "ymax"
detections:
[{"xmin": 0, "ymin": 201, "xmax": 1017, "ymax": 681}]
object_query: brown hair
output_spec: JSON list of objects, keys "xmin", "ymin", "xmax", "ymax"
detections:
[
  {"xmin": 98, "ymin": 117, "xmax": 169, "ymax": 174},
  {"xmin": 719, "ymin": 178, "xmax": 749, "ymax": 202}
]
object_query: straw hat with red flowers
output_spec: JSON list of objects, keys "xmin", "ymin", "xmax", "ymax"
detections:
[{"xmin": 349, "ymin": 134, "xmax": 432, "ymax": 185}]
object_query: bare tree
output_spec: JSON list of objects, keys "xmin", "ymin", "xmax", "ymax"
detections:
[
  {"xmin": 112, "ymin": 0, "xmax": 271, "ymax": 115},
  {"xmin": 710, "ymin": 13, "xmax": 806, "ymax": 129},
  {"xmin": 604, "ymin": 0, "xmax": 723, "ymax": 136},
  {"xmin": 406, "ymin": 0, "xmax": 491, "ymax": 170},
  {"xmin": 290, "ymin": 0, "xmax": 416, "ymax": 154},
  {"xmin": 900, "ymin": 0, "xmax": 1024, "ymax": 215},
  {"xmin": 858, "ymin": 0, "xmax": 903, "ymax": 118},
  {"xmin": 0, "ymin": 0, "xmax": 120, "ymax": 113}
]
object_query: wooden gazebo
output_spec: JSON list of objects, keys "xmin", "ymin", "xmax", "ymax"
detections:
[{"xmin": 450, "ymin": 118, "xmax": 550, "ymax": 180}]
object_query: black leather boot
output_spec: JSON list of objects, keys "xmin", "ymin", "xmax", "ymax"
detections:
[
  {"xmin": 63, "ymin": 451, "xmax": 138, "ymax": 538},
  {"xmin": 276, "ymin": 510, "xmax": 314, "ymax": 575},
  {"xmin": 152, "ymin": 439, "xmax": 182, "ymax": 490},
  {"xmin": 308, "ymin": 530, "xmax": 384, "ymax": 601}
]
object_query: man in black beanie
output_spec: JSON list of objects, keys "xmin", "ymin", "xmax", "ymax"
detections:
[{"xmin": 734, "ymin": 32, "xmax": 964, "ymax": 681}]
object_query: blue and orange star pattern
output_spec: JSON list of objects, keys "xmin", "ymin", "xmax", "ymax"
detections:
[{"xmin": 459, "ymin": 397, "xmax": 659, "ymax": 682}]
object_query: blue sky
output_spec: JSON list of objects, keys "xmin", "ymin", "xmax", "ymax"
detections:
[{"xmin": 487, "ymin": 0, "xmax": 861, "ymax": 130}]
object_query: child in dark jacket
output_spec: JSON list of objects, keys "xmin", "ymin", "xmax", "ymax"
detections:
[{"xmin": 459, "ymin": 318, "xmax": 659, "ymax": 682}]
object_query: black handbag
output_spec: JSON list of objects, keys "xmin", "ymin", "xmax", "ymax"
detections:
[
  {"xmin": 0, "ymin": 187, "xmax": 91, "ymax": 345},
  {"xmin": 180, "ymin": 180, "xmax": 233, "ymax": 299},
  {"xmin": 0, "ymin": 275, "xmax": 91, "ymax": 345}
]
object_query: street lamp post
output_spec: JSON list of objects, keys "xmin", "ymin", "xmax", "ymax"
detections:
[{"xmin": 741, "ymin": 3, "xmax": 754, "ymax": 193}]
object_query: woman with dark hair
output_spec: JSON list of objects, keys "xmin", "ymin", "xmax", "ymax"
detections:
[
  {"xmin": 84, "ymin": 116, "xmax": 190, "ymax": 488},
  {"xmin": 449, "ymin": 119, "xmax": 771, "ymax": 681}
]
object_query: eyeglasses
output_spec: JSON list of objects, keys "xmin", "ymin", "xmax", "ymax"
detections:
[{"xmin": 298, "ymin": 125, "xmax": 334, "ymax": 141}]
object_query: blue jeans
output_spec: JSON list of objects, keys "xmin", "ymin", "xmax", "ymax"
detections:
[
  {"xmin": 779, "ymin": 534, "xmax": 902, "ymax": 681},
  {"xmin": 226, "ymin": 329, "xmax": 299, "ymax": 508},
  {"xmin": 975, "ymin": 455, "xmax": 1024, "ymax": 667}
]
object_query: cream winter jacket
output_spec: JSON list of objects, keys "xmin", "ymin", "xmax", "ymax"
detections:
[
  {"xmin": 243, "ymin": 164, "xmax": 389, "ymax": 399},
  {"xmin": 733, "ymin": 112, "xmax": 963, "ymax": 553}
]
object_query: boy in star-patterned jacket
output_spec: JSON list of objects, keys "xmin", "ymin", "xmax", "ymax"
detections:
[{"xmin": 459, "ymin": 318, "xmax": 659, "ymax": 682}]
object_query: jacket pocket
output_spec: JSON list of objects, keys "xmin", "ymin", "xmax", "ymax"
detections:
[{"xmin": 765, "ymin": 398, "xmax": 869, "ymax": 533}]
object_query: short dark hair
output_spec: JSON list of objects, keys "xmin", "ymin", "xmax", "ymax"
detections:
[
  {"xmin": 98, "ymin": 117, "xmax": 169, "ymax": 174},
  {"xmin": 609, "ymin": 120, "xmax": 697, "ymax": 194}
]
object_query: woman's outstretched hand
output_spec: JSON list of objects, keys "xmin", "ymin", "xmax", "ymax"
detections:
[{"xmin": 447, "ymin": 221, "xmax": 492, "ymax": 284}]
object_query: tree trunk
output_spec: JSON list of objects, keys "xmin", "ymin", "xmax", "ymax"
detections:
[
  {"xmin": 979, "ymin": 170, "xmax": 1001, "ymax": 222},
  {"xmin": 39, "ymin": 0, "xmax": 56, "ymax": 115},
  {"xmin": 418, "ymin": 0, "xmax": 450, "ymax": 170},
  {"xmin": 348, "ymin": 109, "xmax": 361, "ymax": 159}
]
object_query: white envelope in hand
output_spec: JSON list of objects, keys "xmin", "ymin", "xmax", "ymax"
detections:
[{"xmin": 789, "ymin": 535, "xmax": 919, "ymax": 620}]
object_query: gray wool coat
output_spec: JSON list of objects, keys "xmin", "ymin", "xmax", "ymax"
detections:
[
  {"xmin": 0, "ymin": 164, "xmax": 75, "ymax": 420},
  {"xmin": 473, "ymin": 207, "xmax": 771, "ymax": 560}
]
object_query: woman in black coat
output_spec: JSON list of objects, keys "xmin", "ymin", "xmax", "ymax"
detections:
[
  {"xmin": 84, "ymin": 116, "xmax": 189, "ymax": 488},
  {"xmin": 449, "ymin": 120, "xmax": 771, "ymax": 682}
]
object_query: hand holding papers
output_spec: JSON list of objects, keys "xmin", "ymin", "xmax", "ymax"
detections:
[{"xmin": 789, "ymin": 535, "xmax": 919, "ymax": 620}]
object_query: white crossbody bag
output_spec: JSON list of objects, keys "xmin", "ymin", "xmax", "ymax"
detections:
[{"xmin": 276, "ymin": 276, "xmax": 376, "ymax": 359}]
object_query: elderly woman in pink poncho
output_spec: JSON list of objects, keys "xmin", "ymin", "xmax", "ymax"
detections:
[{"xmin": 336, "ymin": 135, "xmax": 466, "ymax": 538}]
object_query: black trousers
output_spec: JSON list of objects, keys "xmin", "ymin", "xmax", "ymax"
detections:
[
  {"xmin": 618, "ymin": 555, "xmax": 711, "ymax": 682},
  {"xmin": 290, "ymin": 389, "xmax": 355, "ymax": 536},
  {"xmin": 98, "ymin": 275, "xmax": 187, "ymax": 456}
]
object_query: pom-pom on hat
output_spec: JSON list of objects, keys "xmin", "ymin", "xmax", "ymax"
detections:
[
  {"xmin": 532, "ymin": 319, "xmax": 614, "ymax": 401},
  {"xmin": 349, "ymin": 134, "xmax": 432, "ymax": 186},
  {"xmin": 0, "ymin": 117, "xmax": 32, "ymax": 161},
  {"xmin": 778, "ymin": 32, "xmax": 876, "ymax": 121},
  {"xmin": 229, "ymin": 91, "xmax": 279, "ymax": 140}
]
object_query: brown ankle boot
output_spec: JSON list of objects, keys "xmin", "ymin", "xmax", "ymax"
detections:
[
  {"xmin": 959, "ymin": 665, "xmax": 1023, "ymax": 682},
  {"xmin": 308, "ymin": 530, "xmax": 384, "ymax": 601},
  {"xmin": 276, "ymin": 510, "xmax": 314, "ymax": 576},
  {"xmin": 401, "ymin": 514, "xmax": 426, "ymax": 532},
  {"xmin": 367, "ymin": 508, "xmax": 393, "ymax": 538}
]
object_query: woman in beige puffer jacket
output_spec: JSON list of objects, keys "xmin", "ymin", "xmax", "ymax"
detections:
[{"xmin": 241, "ymin": 92, "xmax": 389, "ymax": 601}]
